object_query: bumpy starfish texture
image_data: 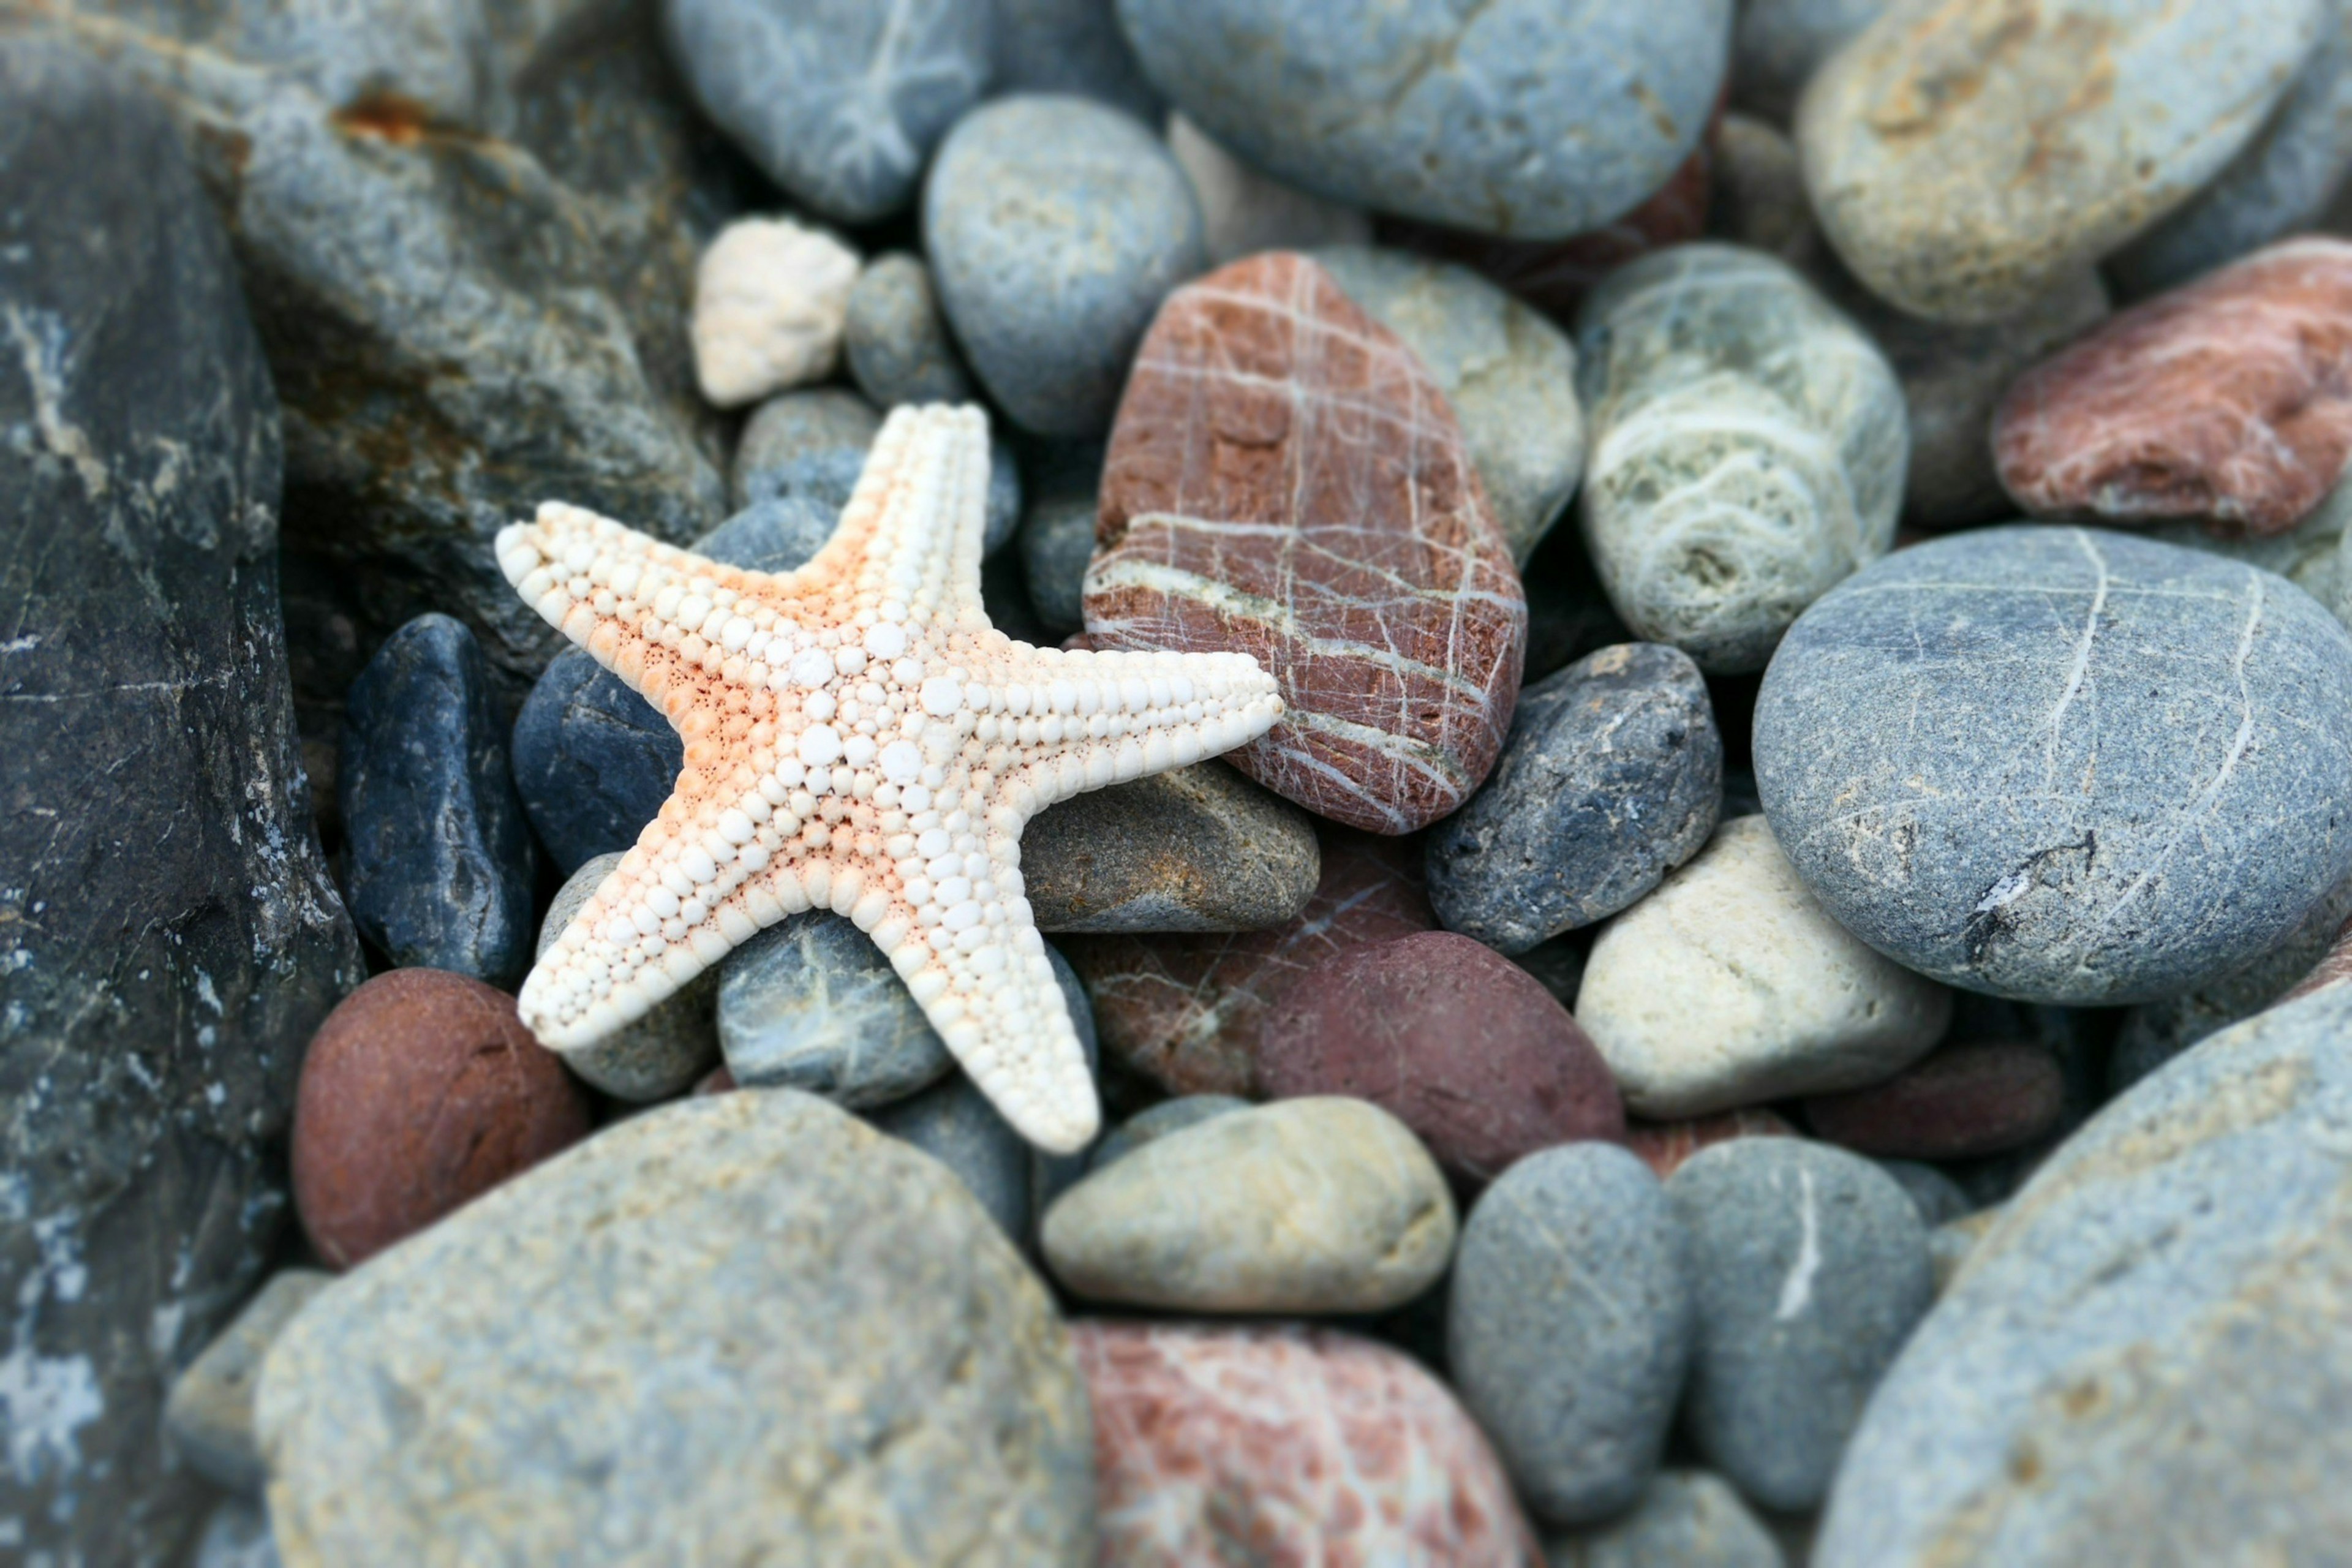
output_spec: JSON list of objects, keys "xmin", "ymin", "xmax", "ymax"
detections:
[{"xmin": 498, "ymin": 405, "xmax": 1283, "ymax": 1152}]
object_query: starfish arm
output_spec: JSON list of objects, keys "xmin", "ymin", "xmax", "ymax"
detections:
[{"xmin": 804, "ymin": 402, "xmax": 994, "ymax": 638}]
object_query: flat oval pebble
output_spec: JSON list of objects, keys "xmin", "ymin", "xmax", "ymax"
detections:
[
  {"xmin": 1576, "ymin": 244, "xmax": 1907, "ymax": 674},
  {"xmin": 1578, "ymin": 815, "xmax": 1953, "ymax": 1117},
  {"xmin": 842, "ymin": 251, "xmax": 974, "ymax": 407},
  {"xmin": 1261, "ymin": 931, "xmax": 1627, "ymax": 1185},
  {"xmin": 1449, "ymin": 1144, "xmax": 1693, "ymax": 1525},
  {"xmin": 1754, "ymin": 526, "xmax": 2352, "ymax": 1003},
  {"xmin": 511, "ymin": 647, "xmax": 684, "ymax": 876},
  {"xmin": 1667, "ymin": 1137, "xmax": 1935, "ymax": 1512},
  {"xmin": 1804, "ymin": 1039, "xmax": 2065, "ymax": 1161},
  {"xmin": 1086, "ymin": 252, "xmax": 1527, "ymax": 832},
  {"xmin": 1430, "ymin": 643, "xmax": 1723, "ymax": 954},
  {"xmin": 1075, "ymin": 1321, "xmax": 1535, "ymax": 1566},
  {"xmin": 1798, "ymin": 0, "xmax": 2323, "ymax": 323},
  {"xmin": 1547, "ymin": 1469, "xmax": 1787, "ymax": 1568},
  {"xmin": 1995, "ymin": 238, "xmax": 2352, "ymax": 536}
]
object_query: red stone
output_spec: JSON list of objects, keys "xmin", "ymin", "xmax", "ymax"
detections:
[
  {"xmin": 1074, "ymin": 1320, "xmax": 1537, "ymax": 1567},
  {"xmin": 1086, "ymin": 252, "xmax": 1526, "ymax": 834},
  {"xmin": 1994, "ymin": 237, "xmax": 2352, "ymax": 536},
  {"xmin": 1259, "ymin": 931, "xmax": 1625, "ymax": 1183},
  {"xmin": 1623, "ymin": 1108, "xmax": 1795, "ymax": 1180},
  {"xmin": 292, "ymin": 968, "xmax": 592, "ymax": 1268},
  {"xmin": 1801, "ymin": 1040, "xmax": 2065, "ymax": 1161},
  {"xmin": 1062, "ymin": 829, "xmax": 1432, "ymax": 1098}
]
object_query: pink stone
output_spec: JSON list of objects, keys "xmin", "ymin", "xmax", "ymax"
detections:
[
  {"xmin": 1087, "ymin": 252, "xmax": 1526, "ymax": 834},
  {"xmin": 1994, "ymin": 238, "xmax": 2352, "ymax": 537},
  {"xmin": 1624, "ymin": 1108, "xmax": 1795, "ymax": 1181},
  {"xmin": 1075, "ymin": 1320, "xmax": 1538, "ymax": 1567}
]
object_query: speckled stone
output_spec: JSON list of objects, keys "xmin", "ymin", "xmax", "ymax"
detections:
[
  {"xmin": 1667, "ymin": 1138, "xmax": 1935, "ymax": 1512},
  {"xmin": 1707, "ymin": 114, "xmax": 1821, "ymax": 270},
  {"xmin": 1014, "ymin": 442, "xmax": 1101, "ymax": 636},
  {"xmin": 1625, "ymin": 1109, "xmax": 1796, "ymax": 1181},
  {"xmin": 1170, "ymin": 113, "xmax": 1373, "ymax": 268},
  {"xmin": 1798, "ymin": 0, "xmax": 2324, "ymax": 322},
  {"xmin": 1087, "ymin": 1094, "xmax": 1250, "ymax": 1172},
  {"xmin": 164, "ymin": 1270, "xmax": 333, "ymax": 1496},
  {"xmin": 258, "ymin": 1091, "xmax": 1096, "ymax": 1565},
  {"xmin": 511, "ymin": 647, "xmax": 684, "ymax": 875},
  {"xmin": 730, "ymin": 388, "xmax": 1022, "ymax": 557},
  {"xmin": 1576, "ymin": 244, "xmax": 1907, "ymax": 674},
  {"xmin": 1804, "ymin": 1041, "xmax": 2066, "ymax": 1161},
  {"xmin": 1430, "ymin": 643, "xmax": 1723, "ymax": 953},
  {"xmin": 1546, "ymin": 1470, "xmax": 1786, "ymax": 1568},
  {"xmin": 1450, "ymin": 1145, "xmax": 1692, "ymax": 1525},
  {"xmin": 843, "ymin": 252, "xmax": 975, "ymax": 408},
  {"xmin": 1117, "ymin": 0, "xmax": 1732, "ymax": 239},
  {"xmin": 926, "ymin": 95, "xmax": 1205, "ymax": 438},
  {"xmin": 1578, "ymin": 816, "xmax": 1953, "ymax": 1117},
  {"xmin": 993, "ymin": 0, "xmax": 1164, "ymax": 118},
  {"xmin": 1733, "ymin": 0, "xmax": 1888, "ymax": 124},
  {"xmin": 540, "ymin": 854, "xmax": 719, "ymax": 1102},
  {"xmin": 1754, "ymin": 526, "xmax": 2352, "ymax": 1003}
]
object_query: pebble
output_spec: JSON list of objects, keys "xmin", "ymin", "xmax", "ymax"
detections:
[
  {"xmin": 192, "ymin": 1499, "xmax": 281, "ymax": 1568},
  {"xmin": 925, "ymin": 94, "xmax": 1205, "ymax": 437},
  {"xmin": 1261, "ymin": 932, "xmax": 1627, "ymax": 1185},
  {"xmin": 1626, "ymin": 1109, "xmax": 1796, "ymax": 1181},
  {"xmin": 1076, "ymin": 1321, "xmax": 1535, "ymax": 1564},
  {"xmin": 1014, "ymin": 440, "xmax": 1101, "ymax": 636},
  {"xmin": 2150, "ymin": 469, "xmax": 2352, "ymax": 633},
  {"xmin": 291, "ymin": 970, "xmax": 592, "ymax": 1270},
  {"xmin": 540, "ymin": 854, "xmax": 720, "ymax": 1101},
  {"xmin": 1577, "ymin": 816, "xmax": 1953, "ymax": 1117},
  {"xmin": 1576, "ymin": 244, "xmax": 1907, "ymax": 674},
  {"xmin": 1798, "ymin": 0, "xmax": 2323, "ymax": 322},
  {"xmin": 510, "ymin": 646, "xmax": 683, "ymax": 875},
  {"xmin": 1314, "ymin": 243, "xmax": 1586, "ymax": 563},
  {"xmin": 1118, "ymin": 0, "xmax": 1731, "ymax": 239},
  {"xmin": 872, "ymin": 1072, "xmax": 1036, "ymax": 1242},
  {"xmin": 731, "ymin": 385, "xmax": 881, "ymax": 511},
  {"xmin": 1926, "ymin": 1205, "xmax": 2002, "ymax": 1297},
  {"xmin": 993, "ymin": 0, "xmax": 1163, "ymax": 119},
  {"xmin": 1667, "ymin": 1138, "xmax": 1936, "ymax": 1512},
  {"xmin": 338, "ymin": 614, "xmax": 537, "ymax": 986},
  {"xmin": 1995, "ymin": 238, "xmax": 2352, "ymax": 535},
  {"xmin": 1547, "ymin": 1470, "xmax": 1787, "ymax": 1568},
  {"xmin": 1087, "ymin": 1094, "xmax": 1251, "ymax": 1172},
  {"xmin": 1449, "ymin": 1145, "xmax": 1692, "ymax": 1525},
  {"xmin": 1512, "ymin": 932, "xmax": 1591, "ymax": 1008},
  {"xmin": 693, "ymin": 495, "xmax": 839, "ymax": 573},
  {"xmin": 164, "ymin": 1271, "xmax": 333, "ymax": 1496},
  {"xmin": 687, "ymin": 216, "xmax": 859, "ymax": 407},
  {"xmin": 1041, "ymin": 1097, "xmax": 1457, "ymax": 1313},
  {"xmin": 1754, "ymin": 526, "xmax": 2352, "ymax": 1004},
  {"xmin": 842, "ymin": 252, "xmax": 974, "ymax": 407},
  {"xmin": 662, "ymin": 0, "xmax": 990, "ymax": 222},
  {"xmin": 1708, "ymin": 114, "xmax": 1821, "ymax": 270},
  {"xmin": 1879, "ymin": 1159, "xmax": 1976, "ymax": 1229},
  {"xmin": 1087, "ymin": 252, "xmax": 1526, "ymax": 831},
  {"xmin": 1732, "ymin": 0, "xmax": 1887, "ymax": 125},
  {"xmin": 1020, "ymin": 761, "xmax": 1321, "ymax": 933},
  {"xmin": 1168, "ymin": 114, "xmax": 1373, "ymax": 268},
  {"xmin": 1804, "ymin": 1041, "xmax": 2066, "ymax": 1161},
  {"xmin": 2286, "ymin": 908, "xmax": 2352, "ymax": 1003},
  {"xmin": 258, "ymin": 1091, "xmax": 1095, "ymax": 1564},
  {"xmin": 1429, "ymin": 643, "xmax": 1723, "ymax": 953}
]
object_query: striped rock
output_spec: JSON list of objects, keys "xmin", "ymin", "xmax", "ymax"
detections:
[{"xmin": 1085, "ymin": 252, "xmax": 1528, "ymax": 834}]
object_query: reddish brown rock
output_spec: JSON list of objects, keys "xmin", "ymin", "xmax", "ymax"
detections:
[
  {"xmin": 1085, "ymin": 252, "xmax": 1527, "ymax": 834},
  {"xmin": 1801, "ymin": 1040, "xmax": 2065, "ymax": 1162},
  {"xmin": 1063, "ymin": 829, "xmax": 1432, "ymax": 1099},
  {"xmin": 1624, "ymin": 1109, "xmax": 1795, "ymax": 1180},
  {"xmin": 1259, "ymin": 931, "xmax": 1625, "ymax": 1183},
  {"xmin": 1994, "ymin": 238, "xmax": 2352, "ymax": 536},
  {"xmin": 1075, "ymin": 1320, "xmax": 1537, "ymax": 1567},
  {"xmin": 292, "ymin": 968, "xmax": 592, "ymax": 1268}
]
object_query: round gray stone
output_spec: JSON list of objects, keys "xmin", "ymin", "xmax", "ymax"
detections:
[
  {"xmin": 1732, "ymin": 0, "xmax": 1888, "ymax": 124},
  {"xmin": 1016, "ymin": 441, "xmax": 1101, "ymax": 636},
  {"xmin": 925, "ymin": 94, "xmax": 1205, "ymax": 439},
  {"xmin": 1546, "ymin": 1469, "xmax": 1786, "ymax": 1568},
  {"xmin": 1449, "ymin": 1144, "xmax": 1693, "ymax": 1526},
  {"xmin": 1087, "ymin": 1094, "xmax": 1251, "ymax": 1173},
  {"xmin": 731, "ymin": 386, "xmax": 1019, "ymax": 554},
  {"xmin": 539, "ymin": 853, "xmax": 720, "ymax": 1101},
  {"xmin": 843, "ymin": 251, "xmax": 976, "ymax": 408},
  {"xmin": 871, "ymin": 1073, "xmax": 1035, "ymax": 1242},
  {"xmin": 1754, "ymin": 526, "xmax": 2352, "ymax": 1005}
]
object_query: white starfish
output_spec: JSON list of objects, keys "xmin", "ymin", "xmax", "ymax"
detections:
[{"xmin": 498, "ymin": 405, "xmax": 1283, "ymax": 1152}]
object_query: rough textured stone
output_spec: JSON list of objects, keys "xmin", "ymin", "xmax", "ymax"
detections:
[
  {"xmin": 1996, "ymin": 238, "xmax": 2352, "ymax": 536},
  {"xmin": 1625, "ymin": 1109, "xmax": 1796, "ymax": 1181},
  {"xmin": 1118, "ymin": 0, "xmax": 1731, "ymax": 239},
  {"xmin": 1578, "ymin": 816, "xmax": 1953, "ymax": 1117},
  {"xmin": 1041, "ymin": 1097, "xmax": 1456, "ymax": 1313},
  {"xmin": 927, "ymin": 95, "xmax": 1206, "ymax": 438},
  {"xmin": 1733, "ymin": 0, "xmax": 1888, "ymax": 124},
  {"xmin": 1262, "ymin": 932, "xmax": 1627, "ymax": 1184},
  {"xmin": 1087, "ymin": 1094, "xmax": 1250, "ymax": 1172},
  {"xmin": 1815, "ymin": 982, "xmax": 2352, "ymax": 1566},
  {"xmin": 1087, "ymin": 252, "xmax": 1528, "ymax": 831},
  {"xmin": 993, "ymin": 0, "xmax": 1163, "ymax": 119},
  {"xmin": 1804, "ymin": 1041, "xmax": 2067, "ymax": 1161},
  {"xmin": 292, "ymin": 970, "xmax": 592, "ymax": 1270},
  {"xmin": 1077, "ymin": 1321, "xmax": 1536, "ymax": 1565},
  {"xmin": 1450, "ymin": 1145, "xmax": 1691, "ymax": 1525},
  {"xmin": 0, "ymin": 43, "xmax": 361, "ymax": 1564},
  {"xmin": 1708, "ymin": 114, "xmax": 1821, "ymax": 270},
  {"xmin": 1798, "ymin": 0, "xmax": 2323, "ymax": 322},
  {"xmin": 688, "ymin": 216, "xmax": 859, "ymax": 407},
  {"xmin": 1170, "ymin": 113, "xmax": 1373, "ymax": 268},
  {"xmin": 1577, "ymin": 244, "xmax": 1907, "ymax": 674},
  {"xmin": 511, "ymin": 645, "xmax": 685, "ymax": 876},
  {"xmin": 539, "ymin": 854, "xmax": 720, "ymax": 1101},
  {"xmin": 163, "ymin": 1270, "xmax": 333, "ymax": 1496},
  {"xmin": 337, "ymin": 614, "xmax": 536, "ymax": 986},
  {"xmin": 1546, "ymin": 1470, "xmax": 1787, "ymax": 1568},
  {"xmin": 1430, "ymin": 643, "xmax": 1723, "ymax": 952},
  {"xmin": 1015, "ymin": 440, "xmax": 1101, "ymax": 636},
  {"xmin": 843, "ymin": 251, "xmax": 974, "ymax": 408},
  {"xmin": 1667, "ymin": 1138, "xmax": 1936, "ymax": 1512},
  {"xmin": 259, "ymin": 1091, "xmax": 1096, "ymax": 1565},
  {"xmin": 1754, "ymin": 526, "xmax": 2352, "ymax": 1003}
]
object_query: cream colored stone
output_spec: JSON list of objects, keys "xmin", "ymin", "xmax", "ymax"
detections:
[
  {"xmin": 1167, "ymin": 113, "xmax": 1370, "ymax": 266},
  {"xmin": 691, "ymin": 217, "xmax": 861, "ymax": 407},
  {"xmin": 1576, "ymin": 815, "xmax": 1950, "ymax": 1117}
]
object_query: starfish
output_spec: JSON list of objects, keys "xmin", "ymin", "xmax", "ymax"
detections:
[{"xmin": 497, "ymin": 405, "xmax": 1283, "ymax": 1152}]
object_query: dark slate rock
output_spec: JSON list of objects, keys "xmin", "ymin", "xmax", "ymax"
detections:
[
  {"xmin": 1430, "ymin": 643, "xmax": 1722, "ymax": 954},
  {"xmin": 1755, "ymin": 527, "xmax": 2352, "ymax": 1005},
  {"xmin": 337, "ymin": 614, "xmax": 537, "ymax": 985},
  {"xmin": 843, "ymin": 252, "xmax": 976, "ymax": 408},
  {"xmin": 1016, "ymin": 440, "xmax": 1103, "ymax": 636},
  {"xmin": 993, "ymin": 0, "xmax": 1163, "ymax": 120},
  {"xmin": 0, "ymin": 40, "xmax": 361, "ymax": 1565},
  {"xmin": 1449, "ymin": 1144, "xmax": 1693, "ymax": 1525},
  {"xmin": 733, "ymin": 386, "xmax": 1020, "ymax": 555},
  {"xmin": 661, "ymin": 0, "xmax": 992, "ymax": 224},
  {"xmin": 1666, "ymin": 1139, "xmax": 1935, "ymax": 1512},
  {"xmin": 511, "ymin": 647, "xmax": 682, "ymax": 876},
  {"xmin": 1087, "ymin": 1095, "xmax": 1251, "ymax": 1173}
]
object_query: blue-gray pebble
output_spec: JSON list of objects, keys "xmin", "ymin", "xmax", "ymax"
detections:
[
  {"xmin": 844, "ymin": 252, "xmax": 976, "ymax": 408},
  {"xmin": 1016, "ymin": 441, "xmax": 1103, "ymax": 636},
  {"xmin": 1666, "ymin": 1138, "xmax": 1934, "ymax": 1513},
  {"xmin": 339, "ymin": 614, "xmax": 535, "ymax": 985},
  {"xmin": 1430, "ymin": 643, "xmax": 1722, "ymax": 954},
  {"xmin": 1755, "ymin": 526, "xmax": 2352, "ymax": 1006},
  {"xmin": 718, "ymin": 912, "xmax": 958, "ymax": 1108},
  {"xmin": 696, "ymin": 496, "xmax": 840, "ymax": 575},
  {"xmin": 925, "ymin": 95, "xmax": 1204, "ymax": 438},
  {"xmin": 511, "ymin": 649, "xmax": 680, "ymax": 876},
  {"xmin": 1116, "ymin": 0, "xmax": 1732, "ymax": 239},
  {"xmin": 733, "ymin": 387, "xmax": 1020, "ymax": 555},
  {"xmin": 1087, "ymin": 1094, "xmax": 1250, "ymax": 1173},
  {"xmin": 1450, "ymin": 1144, "xmax": 1694, "ymax": 1525}
]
